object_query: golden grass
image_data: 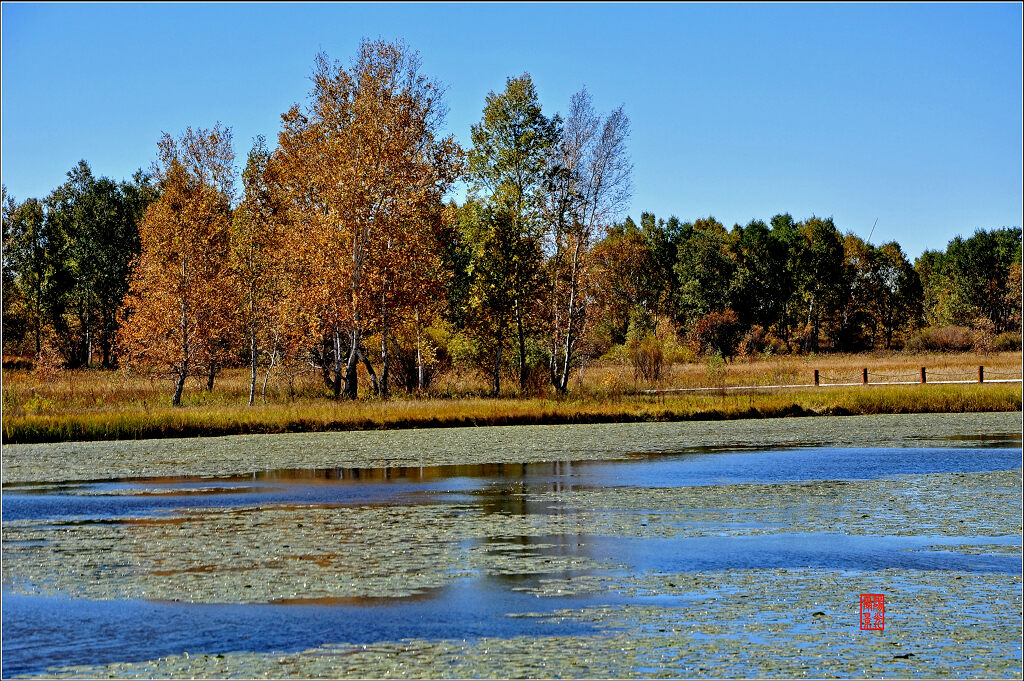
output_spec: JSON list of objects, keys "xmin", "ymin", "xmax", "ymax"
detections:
[
  {"xmin": 2, "ymin": 351, "xmax": 1021, "ymax": 444},
  {"xmin": 589, "ymin": 351, "xmax": 1024, "ymax": 392}
]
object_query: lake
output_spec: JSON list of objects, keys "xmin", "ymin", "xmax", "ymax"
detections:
[{"xmin": 2, "ymin": 412, "xmax": 1022, "ymax": 677}]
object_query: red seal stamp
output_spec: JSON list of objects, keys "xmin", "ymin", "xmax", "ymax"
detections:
[{"xmin": 860, "ymin": 593, "xmax": 885, "ymax": 630}]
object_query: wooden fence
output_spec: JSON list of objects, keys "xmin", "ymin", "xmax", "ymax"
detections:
[{"xmin": 642, "ymin": 365, "xmax": 1023, "ymax": 394}]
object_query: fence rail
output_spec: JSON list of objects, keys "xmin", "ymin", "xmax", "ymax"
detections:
[{"xmin": 642, "ymin": 365, "xmax": 1022, "ymax": 394}]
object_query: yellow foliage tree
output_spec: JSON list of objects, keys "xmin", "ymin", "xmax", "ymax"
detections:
[
  {"xmin": 118, "ymin": 124, "xmax": 236, "ymax": 405},
  {"xmin": 274, "ymin": 39, "xmax": 462, "ymax": 398}
]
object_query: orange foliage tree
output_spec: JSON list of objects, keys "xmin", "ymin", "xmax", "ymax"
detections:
[
  {"xmin": 118, "ymin": 125, "xmax": 236, "ymax": 405},
  {"xmin": 273, "ymin": 40, "xmax": 462, "ymax": 399},
  {"xmin": 231, "ymin": 135, "xmax": 287, "ymax": 405}
]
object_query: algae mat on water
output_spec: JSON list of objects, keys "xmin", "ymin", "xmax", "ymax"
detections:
[
  {"xmin": 3, "ymin": 412, "xmax": 1021, "ymax": 678},
  {"xmin": 15, "ymin": 569, "xmax": 1023, "ymax": 679},
  {"xmin": 3, "ymin": 468, "xmax": 1020, "ymax": 604},
  {"xmin": 2, "ymin": 411, "xmax": 1021, "ymax": 484},
  {"xmin": 4, "ymin": 465, "xmax": 1022, "ymax": 678}
]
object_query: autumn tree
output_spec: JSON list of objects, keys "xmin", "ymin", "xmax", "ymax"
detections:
[
  {"xmin": 942, "ymin": 228, "xmax": 1022, "ymax": 332},
  {"xmin": 1006, "ymin": 259, "xmax": 1023, "ymax": 333},
  {"xmin": 231, "ymin": 136, "xmax": 285, "ymax": 405},
  {"xmin": 460, "ymin": 199, "xmax": 521, "ymax": 395},
  {"xmin": 590, "ymin": 216, "xmax": 651, "ymax": 347},
  {"xmin": 274, "ymin": 40, "xmax": 462, "ymax": 399},
  {"xmin": 767, "ymin": 213, "xmax": 803, "ymax": 346},
  {"xmin": 914, "ymin": 249, "xmax": 949, "ymax": 327},
  {"xmin": 119, "ymin": 124, "xmax": 236, "ymax": 406},
  {"xmin": 541, "ymin": 87, "xmax": 631, "ymax": 393},
  {"xmin": 639, "ymin": 213, "xmax": 687, "ymax": 324},
  {"xmin": 467, "ymin": 73, "xmax": 559, "ymax": 393}
]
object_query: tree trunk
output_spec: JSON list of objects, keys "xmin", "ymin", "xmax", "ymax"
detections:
[
  {"xmin": 172, "ymin": 364, "xmax": 188, "ymax": 406},
  {"xmin": 262, "ymin": 349, "xmax": 276, "ymax": 405},
  {"xmin": 85, "ymin": 307, "xmax": 92, "ymax": 368},
  {"xmin": 360, "ymin": 346, "xmax": 380, "ymax": 397},
  {"xmin": 558, "ymin": 335, "xmax": 572, "ymax": 394},
  {"xmin": 206, "ymin": 362, "xmax": 216, "ymax": 392},
  {"xmin": 515, "ymin": 298, "xmax": 527, "ymax": 392},
  {"xmin": 332, "ymin": 330, "xmax": 344, "ymax": 399},
  {"xmin": 491, "ymin": 317, "xmax": 505, "ymax": 397},
  {"xmin": 415, "ymin": 310, "xmax": 424, "ymax": 391},
  {"xmin": 174, "ymin": 277, "xmax": 190, "ymax": 406},
  {"xmin": 378, "ymin": 335, "xmax": 390, "ymax": 398},
  {"xmin": 804, "ymin": 296, "xmax": 817, "ymax": 352},
  {"xmin": 101, "ymin": 332, "xmax": 113, "ymax": 369},
  {"xmin": 342, "ymin": 328, "xmax": 360, "ymax": 399},
  {"xmin": 248, "ymin": 333, "xmax": 257, "ymax": 406}
]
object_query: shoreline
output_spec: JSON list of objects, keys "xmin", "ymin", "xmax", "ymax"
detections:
[
  {"xmin": 3, "ymin": 382, "xmax": 1021, "ymax": 445},
  {"xmin": 3, "ymin": 410, "xmax": 1021, "ymax": 485}
]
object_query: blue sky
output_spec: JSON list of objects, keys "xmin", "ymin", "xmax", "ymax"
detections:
[{"xmin": 2, "ymin": 2, "xmax": 1021, "ymax": 258}]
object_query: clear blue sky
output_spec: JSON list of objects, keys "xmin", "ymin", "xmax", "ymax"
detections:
[{"xmin": 2, "ymin": 2, "xmax": 1021, "ymax": 258}]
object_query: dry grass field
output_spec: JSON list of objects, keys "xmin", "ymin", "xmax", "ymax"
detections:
[{"xmin": 2, "ymin": 351, "xmax": 1020, "ymax": 443}]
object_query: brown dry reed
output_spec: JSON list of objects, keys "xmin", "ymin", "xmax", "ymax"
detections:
[{"xmin": 2, "ymin": 351, "xmax": 1021, "ymax": 444}]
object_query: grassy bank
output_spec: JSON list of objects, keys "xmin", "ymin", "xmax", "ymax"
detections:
[
  {"xmin": 2, "ymin": 351, "xmax": 1020, "ymax": 443},
  {"xmin": 3, "ymin": 383, "xmax": 1020, "ymax": 444}
]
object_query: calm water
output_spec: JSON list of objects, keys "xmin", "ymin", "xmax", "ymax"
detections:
[
  {"xmin": 2, "ymin": 443, "xmax": 1021, "ymax": 677},
  {"xmin": 4, "ymin": 446, "xmax": 1020, "ymax": 522}
]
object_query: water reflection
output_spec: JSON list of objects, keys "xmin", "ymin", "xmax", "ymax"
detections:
[
  {"xmin": 0, "ymin": 585, "xmax": 610, "ymax": 677},
  {"xmin": 3, "ymin": 447, "xmax": 1021, "ymax": 524},
  {"xmin": 2, "ymin": 445, "xmax": 1021, "ymax": 677}
]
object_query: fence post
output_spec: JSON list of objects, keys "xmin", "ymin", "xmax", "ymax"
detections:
[
  {"xmin": 862, "ymin": 368, "xmax": 868, "ymax": 385},
  {"xmin": 979, "ymin": 365, "xmax": 984, "ymax": 383},
  {"xmin": 814, "ymin": 369, "xmax": 819, "ymax": 386},
  {"xmin": 920, "ymin": 366, "xmax": 927, "ymax": 384}
]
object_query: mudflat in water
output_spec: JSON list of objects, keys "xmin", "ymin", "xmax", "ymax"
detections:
[{"xmin": 1, "ymin": 412, "xmax": 1022, "ymax": 678}]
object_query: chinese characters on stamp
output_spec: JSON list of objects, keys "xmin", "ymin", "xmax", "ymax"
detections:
[{"xmin": 860, "ymin": 593, "xmax": 885, "ymax": 631}]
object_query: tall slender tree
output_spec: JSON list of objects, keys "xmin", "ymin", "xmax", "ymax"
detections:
[
  {"xmin": 542, "ymin": 88, "xmax": 631, "ymax": 393},
  {"xmin": 231, "ymin": 136, "xmax": 285, "ymax": 405},
  {"xmin": 794, "ymin": 216, "xmax": 845, "ymax": 350},
  {"xmin": 590, "ymin": 216, "xmax": 651, "ymax": 347},
  {"xmin": 119, "ymin": 124, "xmax": 236, "ymax": 405},
  {"xmin": 467, "ymin": 73, "xmax": 559, "ymax": 392},
  {"xmin": 674, "ymin": 216, "xmax": 735, "ymax": 329}
]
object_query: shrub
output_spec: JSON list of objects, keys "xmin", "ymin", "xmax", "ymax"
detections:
[
  {"xmin": 737, "ymin": 325, "xmax": 768, "ymax": 356},
  {"xmin": 600, "ymin": 343, "xmax": 631, "ymax": 365},
  {"xmin": 905, "ymin": 325, "xmax": 979, "ymax": 353},
  {"xmin": 690, "ymin": 309, "xmax": 743, "ymax": 358},
  {"xmin": 704, "ymin": 350, "xmax": 727, "ymax": 388},
  {"xmin": 662, "ymin": 338, "xmax": 695, "ymax": 365},
  {"xmin": 447, "ymin": 330, "xmax": 482, "ymax": 369},
  {"xmin": 654, "ymin": 317, "xmax": 693, "ymax": 365},
  {"xmin": 628, "ymin": 335, "xmax": 664, "ymax": 382},
  {"xmin": 991, "ymin": 332, "xmax": 1023, "ymax": 352},
  {"xmin": 2, "ymin": 356, "xmax": 33, "ymax": 371}
]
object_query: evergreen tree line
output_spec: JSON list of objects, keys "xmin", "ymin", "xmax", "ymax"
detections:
[{"xmin": 2, "ymin": 39, "xmax": 1021, "ymax": 403}]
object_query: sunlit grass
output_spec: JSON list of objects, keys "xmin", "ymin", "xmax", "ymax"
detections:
[{"xmin": 2, "ymin": 351, "xmax": 1020, "ymax": 443}]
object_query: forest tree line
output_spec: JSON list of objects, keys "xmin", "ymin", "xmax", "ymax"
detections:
[{"xmin": 2, "ymin": 39, "xmax": 1021, "ymax": 404}]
